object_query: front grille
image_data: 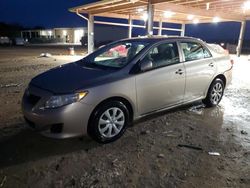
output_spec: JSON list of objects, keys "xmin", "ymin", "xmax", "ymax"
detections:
[{"xmin": 27, "ymin": 94, "xmax": 41, "ymax": 105}]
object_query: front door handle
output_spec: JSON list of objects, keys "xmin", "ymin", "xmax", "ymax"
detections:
[
  {"xmin": 175, "ymin": 69, "xmax": 184, "ymax": 75},
  {"xmin": 209, "ymin": 62, "xmax": 214, "ymax": 67}
]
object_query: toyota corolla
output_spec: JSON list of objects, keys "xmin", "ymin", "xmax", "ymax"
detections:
[{"xmin": 22, "ymin": 37, "xmax": 232, "ymax": 143}]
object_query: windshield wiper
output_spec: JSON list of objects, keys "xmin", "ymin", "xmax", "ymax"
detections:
[{"xmin": 82, "ymin": 61, "xmax": 115, "ymax": 70}]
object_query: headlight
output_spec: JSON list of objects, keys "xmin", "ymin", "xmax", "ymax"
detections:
[{"xmin": 42, "ymin": 91, "xmax": 88, "ymax": 109}]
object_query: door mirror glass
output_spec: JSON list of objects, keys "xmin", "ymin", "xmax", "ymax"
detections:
[{"xmin": 140, "ymin": 59, "xmax": 153, "ymax": 72}]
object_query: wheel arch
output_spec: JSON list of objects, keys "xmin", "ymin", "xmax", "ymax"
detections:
[
  {"xmin": 205, "ymin": 74, "xmax": 226, "ymax": 96},
  {"xmin": 203, "ymin": 74, "xmax": 226, "ymax": 107},
  {"xmin": 87, "ymin": 96, "xmax": 134, "ymax": 133},
  {"xmin": 214, "ymin": 74, "xmax": 226, "ymax": 86}
]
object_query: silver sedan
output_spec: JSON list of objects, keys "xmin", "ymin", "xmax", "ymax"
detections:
[{"xmin": 22, "ymin": 37, "xmax": 232, "ymax": 143}]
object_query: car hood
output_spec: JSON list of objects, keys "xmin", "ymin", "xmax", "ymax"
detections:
[{"xmin": 31, "ymin": 62, "xmax": 116, "ymax": 94}]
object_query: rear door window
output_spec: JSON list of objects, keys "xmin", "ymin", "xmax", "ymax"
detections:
[{"xmin": 180, "ymin": 42, "xmax": 212, "ymax": 62}]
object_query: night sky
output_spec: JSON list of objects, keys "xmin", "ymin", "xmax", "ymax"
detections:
[{"xmin": 0, "ymin": 0, "xmax": 249, "ymax": 42}]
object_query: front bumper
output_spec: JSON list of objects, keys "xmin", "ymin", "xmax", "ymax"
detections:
[{"xmin": 22, "ymin": 85, "xmax": 94, "ymax": 139}]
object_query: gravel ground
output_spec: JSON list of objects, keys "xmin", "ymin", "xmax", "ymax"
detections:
[{"xmin": 0, "ymin": 46, "xmax": 249, "ymax": 188}]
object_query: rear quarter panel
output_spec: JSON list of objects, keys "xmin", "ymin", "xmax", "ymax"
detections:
[{"xmin": 206, "ymin": 45, "xmax": 232, "ymax": 89}]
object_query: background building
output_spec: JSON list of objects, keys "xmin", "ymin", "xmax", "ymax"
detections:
[
  {"xmin": 21, "ymin": 27, "xmax": 87, "ymax": 44},
  {"xmin": 21, "ymin": 26, "xmax": 128, "ymax": 46}
]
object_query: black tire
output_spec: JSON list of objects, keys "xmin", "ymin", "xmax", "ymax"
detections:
[
  {"xmin": 88, "ymin": 101, "xmax": 130, "ymax": 143},
  {"xmin": 203, "ymin": 78, "xmax": 225, "ymax": 107}
]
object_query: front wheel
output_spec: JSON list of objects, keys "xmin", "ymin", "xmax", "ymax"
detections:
[
  {"xmin": 203, "ymin": 78, "xmax": 225, "ymax": 107},
  {"xmin": 88, "ymin": 101, "xmax": 130, "ymax": 143}
]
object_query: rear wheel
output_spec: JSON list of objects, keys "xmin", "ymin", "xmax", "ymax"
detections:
[
  {"xmin": 203, "ymin": 78, "xmax": 225, "ymax": 107},
  {"xmin": 88, "ymin": 101, "xmax": 129, "ymax": 143}
]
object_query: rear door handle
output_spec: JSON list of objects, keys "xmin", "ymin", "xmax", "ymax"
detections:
[
  {"xmin": 175, "ymin": 69, "xmax": 184, "ymax": 75},
  {"xmin": 209, "ymin": 62, "xmax": 214, "ymax": 67}
]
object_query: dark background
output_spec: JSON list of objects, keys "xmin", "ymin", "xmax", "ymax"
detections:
[{"xmin": 0, "ymin": 0, "xmax": 249, "ymax": 45}]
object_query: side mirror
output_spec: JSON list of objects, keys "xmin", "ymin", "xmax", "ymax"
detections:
[{"xmin": 140, "ymin": 59, "xmax": 153, "ymax": 72}]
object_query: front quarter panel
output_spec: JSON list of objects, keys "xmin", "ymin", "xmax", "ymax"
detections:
[{"xmin": 79, "ymin": 76, "xmax": 137, "ymax": 118}]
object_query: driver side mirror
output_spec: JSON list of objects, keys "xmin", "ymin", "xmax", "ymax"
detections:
[{"xmin": 140, "ymin": 59, "xmax": 153, "ymax": 72}]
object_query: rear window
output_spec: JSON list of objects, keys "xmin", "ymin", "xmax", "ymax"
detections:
[
  {"xmin": 180, "ymin": 42, "xmax": 212, "ymax": 62},
  {"xmin": 208, "ymin": 44, "xmax": 228, "ymax": 55}
]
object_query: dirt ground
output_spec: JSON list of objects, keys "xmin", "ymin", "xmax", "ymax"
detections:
[{"xmin": 0, "ymin": 46, "xmax": 249, "ymax": 188}]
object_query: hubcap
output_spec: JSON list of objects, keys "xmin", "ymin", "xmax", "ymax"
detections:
[
  {"xmin": 211, "ymin": 82, "xmax": 223, "ymax": 104},
  {"xmin": 98, "ymin": 107, "xmax": 125, "ymax": 138}
]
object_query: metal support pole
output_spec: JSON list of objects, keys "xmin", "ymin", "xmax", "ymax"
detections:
[
  {"xmin": 128, "ymin": 15, "xmax": 133, "ymax": 38},
  {"xmin": 181, "ymin": 23, "xmax": 185, "ymax": 37},
  {"xmin": 146, "ymin": 0, "xmax": 154, "ymax": 36},
  {"xmin": 237, "ymin": 21, "xmax": 246, "ymax": 57},
  {"xmin": 88, "ymin": 14, "xmax": 94, "ymax": 54},
  {"xmin": 158, "ymin": 19, "xmax": 163, "ymax": 36}
]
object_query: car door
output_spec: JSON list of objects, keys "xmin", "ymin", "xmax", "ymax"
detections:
[
  {"xmin": 179, "ymin": 41, "xmax": 216, "ymax": 102},
  {"xmin": 135, "ymin": 42, "xmax": 186, "ymax": 115}
]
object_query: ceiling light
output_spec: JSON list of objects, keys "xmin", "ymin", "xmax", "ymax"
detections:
[
  {"xmin": 193, "ymin": 19, "xmax": 199, "ymax": 24},
  {"xmin": 213, "ymin": 16, "xmax": 221, "ymax": 23},
  {"xmin": 142, "ymin": 13, "xmax": 148, "ymax": 21},
  {"xmin": 187, "ymin": 15, "xmax": 194, "ymax": 20},
  {"xmin": 206, "ymin": 3, "xmax": 210, "ymax": 10},
  {"xmin": 243, "ymin": 1, "xmax": 250, "ymax": 11},
  {"xmin": 163, "ymin": 11, "xmax": 175, "ymax": 18},
  {"xmin": 137, "ymin": 8, "xmax": 144, "ymax": 13}
]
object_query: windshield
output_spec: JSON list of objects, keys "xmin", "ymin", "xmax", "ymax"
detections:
[{"xmin": 82, "ymin": 41, "xmax": 149, "ymax": 69}]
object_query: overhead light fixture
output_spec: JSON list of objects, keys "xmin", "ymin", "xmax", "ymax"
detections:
[
  {"xmin": 213, "ymin": 16, "xmax": 221, "ymax": 23},
  {"xmin": 243, "ymin": 1, "xmax": 250, "ymax": 11},
  {"xmin": 187, "ymin": 15, "xmax": 194, "ymax": 20},
  {"xmin": 206, "ymin": 3, "xmax": 210, "ymax": 10},
  {"xmin": 142, "ymin": 13, "xmax": 148, "ymax": 21},
  {"xmin": 163, "ymin": 11, "xmax": 175, "ymax": 18},
  {"xmin": 137, "ymin": 8, "xmax": 144, "ymax": 13},
  {"xmin": 193, "ymin": 19, "xmax": 199, "ymax": 24}
]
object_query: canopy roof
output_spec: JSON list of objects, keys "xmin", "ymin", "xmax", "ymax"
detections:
[{"xmin": 69, "ymin": 0, "xmax": 250, "ymax": 24}]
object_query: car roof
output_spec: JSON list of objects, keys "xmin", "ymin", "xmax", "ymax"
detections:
[{"xmin": 120, "ymin": 36, "xmax": 204, "ymax": 44}]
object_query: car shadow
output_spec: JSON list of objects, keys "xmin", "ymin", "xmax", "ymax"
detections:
[
  {"xmin": 0, "ymin": 101, "xmax": 223, "ymax": 169},
  {"xmin": 0, "ymin": 123, "xmax": 100, "ymax": 169}
]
